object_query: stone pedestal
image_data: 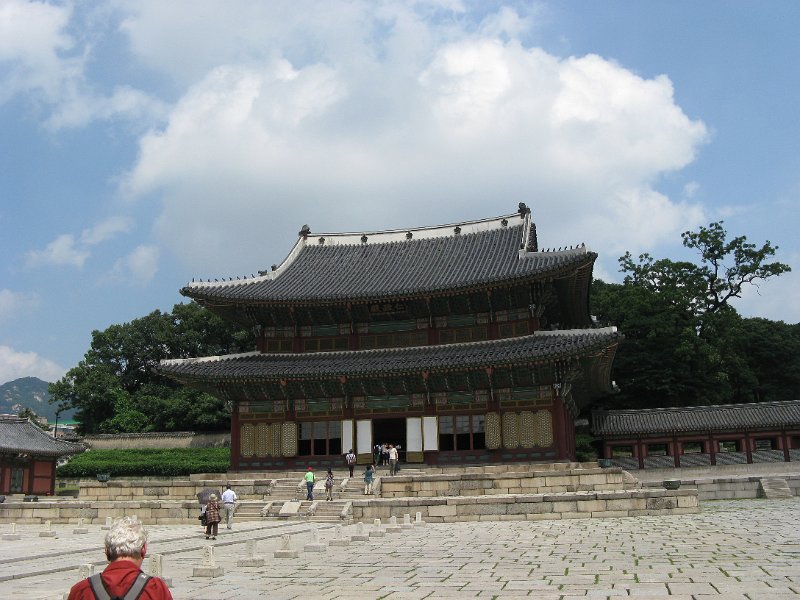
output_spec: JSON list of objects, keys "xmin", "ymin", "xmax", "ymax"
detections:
[
  {"xmin": 369, "ymin": 518, "xmax": 386, "ymax": 538},
  {"xmin": 73, "ymin": 518, "xmax": 88, "ymax": 535},
  {"xmin": 39, "ymin": 520, "xmax": 56, "ymax": 538},
  {"xmin": 329, "ymin": 525, "xmax": 350, "ymax": 547},
  {"xmin": 274, "ymin": 535, "xmax": 300, "ymax": 558},
  {"xmin": 304, "ymin": 529, "xmax": 327, "ymax": 552},
  {"xmin": 401, "ymin": 514, "xmax": 413, "ymax": 529},
  {"xmin": 414, "ymin": 511, "xmax": 427, "ymax": 527},
  {"xmin": 386, "ymin": 515, "xmax": 402, "ymax": 533},
  {"xmin": 237, "ymin": 539, "xmax": 266, "ymax": 567},
  {"xmin": 101, "ymin": 517, "xmax": 113, "ymax": 530},
  {"xmin": 350, "ymin": 522, "xmax": 369, "ymax": 541},
  {"xmin": 3, "ymin": 522, "xmax": 21, "ymax": 541},
  {"xmin": 193, "ymin": 546, "xmax": 225, "ymax": 577}
]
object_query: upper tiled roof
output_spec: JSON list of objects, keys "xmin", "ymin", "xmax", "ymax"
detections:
[
  {"xmin": 0, "ymin": 416, "xmax": 85, "ymax": 457},
  {"xmin": 591, "ymin": 400, "xmax": 800, "ymax": 436},
  {"xmin": 160, "ymin": 327, "xmax": 620, "ymax": 381},
  {"xmin": 181, "ymin": 207, "xmax": 595, "ymax": 304}
]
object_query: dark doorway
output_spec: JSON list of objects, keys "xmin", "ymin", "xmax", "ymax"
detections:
[{"xmin": 372, "ymin": 418, "xmax": 407, "ymax": 461}]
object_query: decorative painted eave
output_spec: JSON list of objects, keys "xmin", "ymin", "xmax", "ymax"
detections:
[{"xmin": 179, "ymin": 204, "xmax": 596, "ymax": 305}]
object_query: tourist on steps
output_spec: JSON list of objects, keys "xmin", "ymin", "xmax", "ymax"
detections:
[
  {"xmin": 304, "ymin": 466, "xmax": 316, "ymax": 500},
  {"xmin": 325, "ymin": 468, "xmax": 335, "ymax": 501},
  {"xmin": 364, "ymin": 464, "xmax": 375, "ymax": 495}
]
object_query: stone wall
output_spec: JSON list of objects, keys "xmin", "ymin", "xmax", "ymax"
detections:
[
  {"xmin": 0, "ymin": 500, "xmax": 198, "ymax": 525},
  {"xmin": 380, "ymin": 466, "xmax": 629, "ymax": 498},
  {"xmin": 352, "ymin": 488, "xmax": 699, "ymax": 522},
  {"xmin": 83, "ymin": 431, "xmax": 229, "ymax": 450},
  {"xmin": 76, "ymin": 477, "xmax": 273, "ymax": 501}
]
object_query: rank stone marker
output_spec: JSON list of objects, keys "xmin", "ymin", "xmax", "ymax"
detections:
[
  {"xmin": 79, "ymin": 564, "xmax": 94, "ymax": 579},
  {"xmin": 73, "ymin": 518, "xmax": 88, "ymax": 535},
  {"xmin": 369, "ymin": 518, "xmax": 386, "ymax": 538},
  {"xmin": 193, "ymin": 545, "xmax": 224, "ymax": 577},
  {"xmin": 402, "ymin": 514, "xmax": 413, "ymax": 529},
  {"xmin": 101, "ymin": 517, "xmax": 113, "ymax": 530},
  {"xmin": 386, "ymin": 515, "xmax": 402, "ymax": 533},
  {"xmin": 39, "ymin": 520, "xmax": 56, "ymax": 538},
  {"xmin": 414, "ymin": 511, "xmax": 426, "ymax": 526},
  {"xmin": 3, "ymin": 522, "xmax": 21, "ymax": 541},
  {"xmin": 274, "ymin": 534, "xmax": 300, "ymax": 558},
  {"xmin": 237, "ymin": 539, "xmax": 266, "ymax": 567},
  {"xmin": 351, "ymin": 522, "xmax": 369, "ymax": 541},
  {"xmin": 304, "ymin": 528, "xmax": 327, "ymax": 552},
  {"xmin": 329, "ymin": 524, "xmax": 350, "ymax": 547},
  {"xmin": 148, "ymin": 553, "xmax": 172, "ymax": 587}
]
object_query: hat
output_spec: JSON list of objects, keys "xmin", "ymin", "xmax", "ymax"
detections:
[
  {"xmin": 209, "ymin": 494, "xmax": 217, "ymax": 500},
  {"xmin": 308, "ymin": 466, "xmax": 313, "ymax": 470}
]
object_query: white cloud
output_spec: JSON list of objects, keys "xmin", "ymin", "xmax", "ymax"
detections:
[
  {"xmin": 0, "ymin": 0, "xmax": 165, "ymax": 128},
  {"xmin": 80, "ymin": 216, "xmax": 133, "ymax": 245},
  {"xmin": 25, "ymin": 216, "xmax": 133, "ymax": 269},
  {"xmin": 0, "ymin": 288, "xmax": 39, "ymax": 320},
  {"xmin": 110, "ymin": 244, "xmax": 159, "ymax": 285},
  {"xmin": 25, "ymin": 233, "xmax": 89, "ymax": 268},
  {"xmin": 0, "ymin": 345, "xmax": 65, "ymax": 385},
  {"xmin": 118, "ymin": 4, "xmax": 708, "ymax": 276}
]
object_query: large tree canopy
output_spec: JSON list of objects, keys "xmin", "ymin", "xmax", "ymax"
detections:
[
  {"xmin": 593, "ymin": 221, "xmax": 793, "ymax": 410},
  {"xmin": 49, "ymin": 302, "xmax": 254, "ymax": 434}
]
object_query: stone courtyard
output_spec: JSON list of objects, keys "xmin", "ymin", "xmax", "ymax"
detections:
[{"xmin": 1, "ymin": 498, "xmax": 798, "ymax": 599}]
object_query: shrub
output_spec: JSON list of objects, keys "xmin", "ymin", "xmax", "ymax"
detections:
[
  {"xmin": 57, "ymin": 448, "xmax": 230, "ymax": 478},
  {"xmin": 575, "ymin": 433, "xmax": 600, "ymax": 462}
]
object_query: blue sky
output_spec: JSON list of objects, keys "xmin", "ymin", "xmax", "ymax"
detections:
[{"xmin": 1, "ymin": 1, "xmax": 798, "ymax": 385}]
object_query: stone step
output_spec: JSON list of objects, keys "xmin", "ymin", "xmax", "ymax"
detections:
[{"xmin": 759, "ymin": 478, "xmax": 792, "ymax": 499}]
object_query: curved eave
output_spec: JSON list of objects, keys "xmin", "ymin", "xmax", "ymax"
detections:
[
  {"xmin": 159, "ymin": 328, "xmax": 621, "ymax": 384},
  {"xmin": 182, "ymin": 251, "xmax": 598, "ymax": 310}
]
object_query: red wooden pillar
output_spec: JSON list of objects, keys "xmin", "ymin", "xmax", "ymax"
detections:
[{"xmin": 229, "ymin": 406, "xmax": 241, "ymax": 471}]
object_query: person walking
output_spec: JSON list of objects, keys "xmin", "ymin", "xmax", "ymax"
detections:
[
  {"xmin": 221, "ymin": 484, "xmax": 238, "ymax": 529},
  {"xmin": 373, "ymin": 443, "xmax": 381, "ymax": 465},
  {"xmin": 325, "ymin": 468, "xmax": 335, "ymax": 501},
  {"xmin": 204, "ymin": 494, "xmax": 221, "ymax": 539},
  {"xmin": 304, "ymin": 467, "xmax": 316, "ymax": 500},
  {"xmin": 345, "ymin": 448, "xmax": 357, "ymax": 477},
  {"xmin": 388, "ymin": 443, "xmax": 399, "ymax": 475},
  {"xmin": 67, "ymin": 516, "xmax": 172, "ymax": 599},
  {"xmin": 363, "ymin": 464, "xmax": 375, "ymax": 495}
]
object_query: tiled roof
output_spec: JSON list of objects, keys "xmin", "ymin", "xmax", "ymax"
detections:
[
  {"xmin": 159, "ymin": 327, "xmax": 620, "ymax": 381},
  {"xmin": 591, "ymin": 400, "xmax": 800, "ymax": 436},
  {"xmin": 0, "ymin": 416, "xmax": 85, "ymax": 457},
  {"xmin": 181, "ymin": 209, "xmax": 595, "ymax": 303}
]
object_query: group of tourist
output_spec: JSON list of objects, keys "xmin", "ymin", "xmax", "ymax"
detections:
[{"xmin": 373, "ymin": 442, "xmax": 401, "ymax": 472}]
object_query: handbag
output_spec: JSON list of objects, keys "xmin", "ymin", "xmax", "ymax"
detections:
[{"xmin": 198, "ymin": 512, "xmax": 208, "ymax": 526}]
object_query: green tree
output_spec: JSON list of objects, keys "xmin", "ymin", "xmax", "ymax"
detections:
[
  {"xmin": 593, "ymin": 222, "xmax": 791, "ymax": 409},
  {"xmin": 49, "ymin": 302, "xmax": 253, "ymax": 434}
]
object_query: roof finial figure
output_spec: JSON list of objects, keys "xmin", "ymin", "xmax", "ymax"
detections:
[
  {"xmin": 518, "ymin": 202, "xmax": 530, "ymax": 216},
  {"xmin": 299, "ymin": 224, "xmax": 311, "ymax": 237}
]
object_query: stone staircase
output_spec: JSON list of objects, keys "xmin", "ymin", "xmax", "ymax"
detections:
[{"xmin": 758, "ymin": 477, "xmax": 792, "ymax": 499}]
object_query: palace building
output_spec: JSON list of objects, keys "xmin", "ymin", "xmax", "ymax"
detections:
[{"xmin": 159, "ymin": 204, "xmax": 621, "ymax": 470}]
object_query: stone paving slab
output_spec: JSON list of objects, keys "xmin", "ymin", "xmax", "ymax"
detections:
[{"xmin": 0, "ymin": 499, "xmax": 797, "ymax": 598}]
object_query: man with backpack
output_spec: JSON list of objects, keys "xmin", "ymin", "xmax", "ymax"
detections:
[
  {"xmin": 345, "ymin": 448, "xmax": 357, "ymax": 477},
  {"xmin": 67, "ymin": 515, "xmax": 172, "ymax": 599}
]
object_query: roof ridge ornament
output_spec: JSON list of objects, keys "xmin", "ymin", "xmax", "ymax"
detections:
[
  {"xmin": 518, "ymin": 202, "xmax": 530, "ymax": 216},
  {"xmin": 299, "ymin": 224, "xmax": 311, "ymax": 237}
]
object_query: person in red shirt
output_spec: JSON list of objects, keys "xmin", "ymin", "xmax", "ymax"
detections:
[{"xmin": 67, "ymin": 515, "xmax": 172, "ymax": 600}]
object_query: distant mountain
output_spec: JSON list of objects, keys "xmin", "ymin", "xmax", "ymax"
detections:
[{"xmin": 0, "ymin": 376, "xmax": 75, "ymax": 422}]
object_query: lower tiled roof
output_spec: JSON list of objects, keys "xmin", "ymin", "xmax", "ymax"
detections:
[
  {"xmin": 0, "ymin": 416, "xmax": 85, "ymax": 457},
  {"xmin": 159, "ymin": 327, "xmax": 620, "ymax": 381},
  {"xmin": 591, "ymin": 400, "xmax": 800, "ymax": 436}
]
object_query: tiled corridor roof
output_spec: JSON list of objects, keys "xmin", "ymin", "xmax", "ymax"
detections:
[
  {"xmin": 591, "ymin": 400, "xmax": 800, "ymax": 436},
  {"xmin": 0, "ymin": 416, "xmax": 84, "ymax": 457}
]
